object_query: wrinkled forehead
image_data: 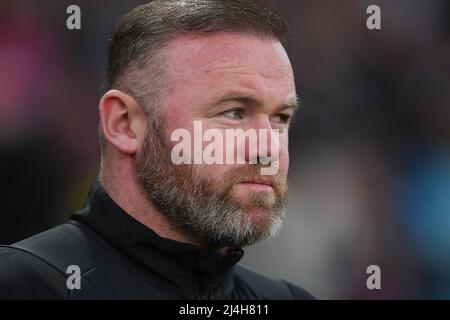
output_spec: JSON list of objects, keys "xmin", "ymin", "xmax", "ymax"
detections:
[{"xmin": 164, "ymin": 32, "xmax": 295, "ymax": 91}]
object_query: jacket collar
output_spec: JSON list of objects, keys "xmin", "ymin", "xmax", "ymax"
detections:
[{"xmin": 71, "ymin": 178, "xmax": 244, "ymax": 298}]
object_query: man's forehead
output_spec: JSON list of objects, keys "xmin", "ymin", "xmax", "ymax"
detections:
[
  {"xmin": 201, "ymin": 63, "xmax": 294, "ymax": 85},
  {"xmin": 165, "ymin": 33, "xmax": 294, "ymax": 82}
]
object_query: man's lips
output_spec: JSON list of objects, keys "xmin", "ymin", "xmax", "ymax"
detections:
[{"xmin": 239, "ymin": 178, "xmax": 274, "ymax": 189}]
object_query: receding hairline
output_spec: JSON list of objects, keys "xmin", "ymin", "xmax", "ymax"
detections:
[
  {"xmin": 104, "ymin": 0, "xmax": 289, "ymax": 93},
  {"xmin": 112, "ymin": 30, "xmax": 287, "ymax": 102}
]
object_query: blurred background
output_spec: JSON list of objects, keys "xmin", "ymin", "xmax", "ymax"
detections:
[{"xmin": 0, "ymin": 0, "xmax": 449, "ymax": 299}]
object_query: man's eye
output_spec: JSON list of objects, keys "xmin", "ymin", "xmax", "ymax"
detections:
[
  {"xmin": 272, "ymin": 114, "xmax": 292, "ymax": 124},
  {"xmin": 222, "ymin": 109, "xmax": 243, "ymax": 120}
]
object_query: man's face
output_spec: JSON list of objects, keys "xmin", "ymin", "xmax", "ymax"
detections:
[{"xmin": 136, "ymin": 33, "xmax": 297, "ymax": 248}]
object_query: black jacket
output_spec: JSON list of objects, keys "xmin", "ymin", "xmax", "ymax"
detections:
[{"xmin": 0, "ymin": 180, "xmax": 314, "ymax": 300}]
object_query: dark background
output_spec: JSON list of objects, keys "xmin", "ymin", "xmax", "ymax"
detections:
[{"xmin": 1, "ymin": 0, "xmax": 449, "ymax": 299}]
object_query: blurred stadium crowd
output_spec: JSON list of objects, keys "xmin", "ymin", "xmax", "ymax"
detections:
[{"xmin": 0, "ymin": 0, "xmax": 449, "ymax": 299}]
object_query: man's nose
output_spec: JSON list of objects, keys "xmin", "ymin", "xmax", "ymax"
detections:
[{"xmin": 245, "ymin": 117, "xmax": 281, "ymax": 165}]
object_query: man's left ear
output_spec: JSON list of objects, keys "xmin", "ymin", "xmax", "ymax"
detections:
[{"xmin": 98, "ymin": 90, "xmax": 148, "ymax": 155}]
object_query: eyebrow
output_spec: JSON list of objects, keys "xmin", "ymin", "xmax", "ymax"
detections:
[{"xmin": 216, "ymin": 91, "xmax": 300, "ymax": 112}]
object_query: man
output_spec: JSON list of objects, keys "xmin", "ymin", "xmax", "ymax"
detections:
[{"xmin": 0, "ymin": 0, "xmax": 313, "ymax": 299}]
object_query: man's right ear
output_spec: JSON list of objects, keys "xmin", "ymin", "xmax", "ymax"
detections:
[{"xmin": 98, "ymin": 90, "xmax": 147, "ymax": 155}]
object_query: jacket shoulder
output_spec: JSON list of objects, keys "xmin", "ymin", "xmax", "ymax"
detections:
[
  {"xmin": 12, "ymin": 221, "xmax": 114, "ymax": 273},
  {"xmin": 233, "ymin": 264, "xmax": 315, "ymax": 300},
  {"xmin": 0, "ymin": 221, "xmax": 114, "ymax": 299},
  {"xmin": 0, "ymin": 245, "xmax": 68, "ymax": 299}
]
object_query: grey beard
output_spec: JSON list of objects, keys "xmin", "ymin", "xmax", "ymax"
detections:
[{"xmin": 135, "ymin": 122, "xmax": 286, "ymax": 248}]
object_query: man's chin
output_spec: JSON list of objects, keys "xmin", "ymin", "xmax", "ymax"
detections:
[
  {"xmin": 241, "ymin": 207, "xmax": 274, "ymax": 220},
  {"xmin": 230, "ymin": 197, "xmax": 279, "ymax": 223}
]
